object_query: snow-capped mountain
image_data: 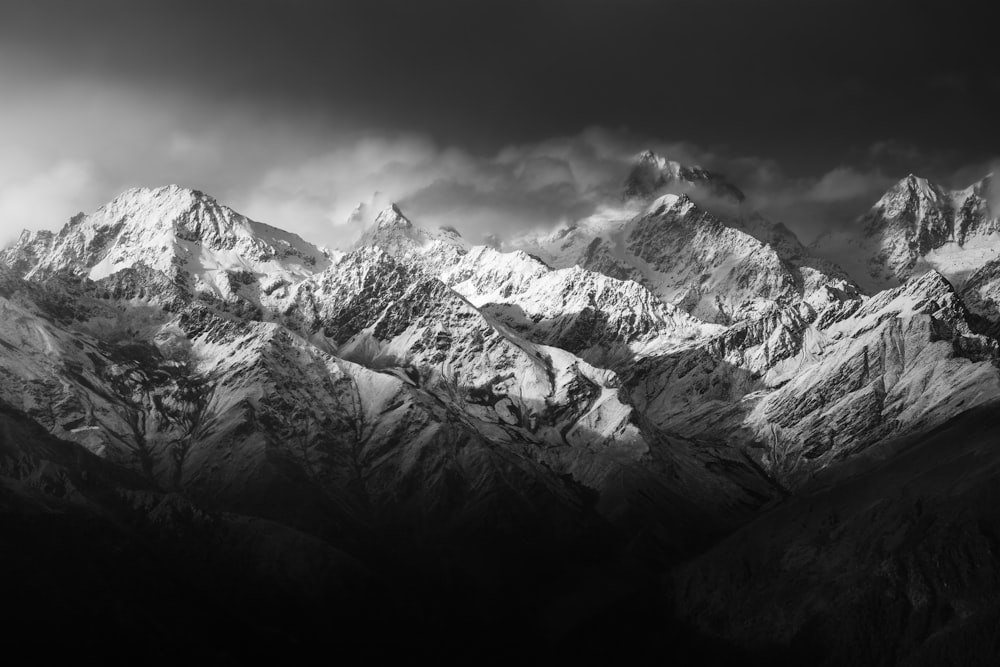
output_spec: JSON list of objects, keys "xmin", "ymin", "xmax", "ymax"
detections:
[
  {"xmin": 812, "ymin": 173, "xmax": 1000, "ymax": 293},
  {"xmin": 2, "ymin": 185, "xmax": 331, "ymax": 303},
  {"xmin": 441, "ymin": 245, "xmax": 722, "ymax": 368},
  {"xmin": 626, "ymin": 267, "xmax": 1000, "ymax": 487},
  {"xmin": 4, "ymin": 158, "xmax": 1000, "ymax": 663},
  {"xmin": 0, "ymin": 189, "xmax": 775, "ymax": 548},
  {"xmin": 509, "ymin": 192, "xmax": 858, "ymax": 324}
]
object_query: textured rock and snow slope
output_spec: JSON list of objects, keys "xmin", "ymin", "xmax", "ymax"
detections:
[
  {"xmin": 0, "ymin": 261, "xmax": 622, "ymax": 539},
  {"xmin": 277, "ymin": 245, "xmax": 688, "ymax": 497},
  {"xmin": 511, "ymin": 193, "xmax": 859, "ymax": 324},
  {"xmin": 2, "ymin": 174, "xmax": 996, "ymax": 505},
  {"xmin": 812, "ymin": 173, "xmax": 1000, "ymax": 293},
  {"xmin": 347, "ymin": 202, "xmax": 723, "ymax": 368},
  {"xmin": 2, "ymin": 171, "xmax": 999, "ymax": 553},
  {"xmin": 628, "ymin": 270, "xmax": 1000, "ymax": 487},
  {"xmin": 0, "ymin": 229, "xmax": 55, "ymax": 276},
  {"xmin": 3, "ymin": 185, "xmax": 330, "ymax": 303},
  {"xmin": 441, "ymin": 244, "xmax": 722, "ymax": 367},
  {"xmin": 0, "ymin": 189, "xmax": 776, "ymax": 545}
]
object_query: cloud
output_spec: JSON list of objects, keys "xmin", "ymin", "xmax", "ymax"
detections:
[
  {"xmin": 0, "ymin": 58, "xmax": 988, "ymax": 254},
  {"xmin": 803, "ymin": 166, "xmax": 893, "ymax": 203},
  {"xmin": 236, "ymin": 127, "xmax": 727, "ymax": 247},
  {"xmin": 0, "ymin": 160, "xmax": 101, "ymax": 244},
  {"xmin": 238, "ymin": 128, "xmax": 636, "ymax": 246}
]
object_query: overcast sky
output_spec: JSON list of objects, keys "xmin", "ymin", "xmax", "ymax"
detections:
[{"xmin": 0, "ymin": 0, "xmax": 996, "ymax": 247}]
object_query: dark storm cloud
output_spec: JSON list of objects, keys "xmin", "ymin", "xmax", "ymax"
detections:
[
  {"xmin": 3, "ymin": 0, "xmax": 996, "ymax": 162},
  {"xmin": 0, "ymin": 0, "xmax": 996, "ymax": 246}
]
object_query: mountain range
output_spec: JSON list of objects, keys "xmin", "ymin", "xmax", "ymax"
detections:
[{"xmin": 2, "ymin": 151, "xmax": 999, "ymax": 663}]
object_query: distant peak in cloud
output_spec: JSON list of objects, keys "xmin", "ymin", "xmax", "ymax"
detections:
[
  {"xmin": 623, "ymin": 149, "xmax": 746, "ymax": 205},
  {"xmin": 375, "ymin": 203, "xmax": 411, "ymax": 229}
]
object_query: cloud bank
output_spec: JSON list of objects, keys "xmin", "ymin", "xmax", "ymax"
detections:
[
  {"xmin": 237, "ymin": 129, "xmax": 951, "ymax": 248},
  {"xmin": 0, "ymin": 56, "xmax": 992, "ymax": 249}
]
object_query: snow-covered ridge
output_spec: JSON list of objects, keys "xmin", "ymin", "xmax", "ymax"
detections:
[{"xmin": 507, "ymin": 192, "xmax": 858, "ymax": 324}]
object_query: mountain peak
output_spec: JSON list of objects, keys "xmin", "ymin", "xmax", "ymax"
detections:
[
  {"xmin": 900, "ymin": 173, "xmax": 936, "ymax": 195},
  {"xmin": 374, "ymin": 203, "xmax": 412, "ymax": 229},
  {"xmin": 356, "ymin": 204, "xmax": 468, "ymax": 274},
  {"xmin": 624, "ymin": 150, "xmax": 745, "ymax": 204},
  {"xmin": 12, "ymin": 185, "xmax": 329, "ymax": 290},
  {"xmin": 873, "ymin": 174, "xmax": 947, "ymax": 216}
]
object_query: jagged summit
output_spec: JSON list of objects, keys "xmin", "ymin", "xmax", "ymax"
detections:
[
  {"xmin": 875, "ymin": 173, "xmax": 948, "ymax": 212},
  {"xmin": 624, "ymin": 149, "xmax": 745, "ymax": 204}
]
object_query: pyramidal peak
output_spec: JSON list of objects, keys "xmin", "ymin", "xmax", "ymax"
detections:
[
  {"xmin": 374, "ymin": 202, "xmax": 412, "ymax": 229},
  {"xmin": 357, "ymin": 202, "xmax": 468, "ymax": 272},
  {"xmin": 879, "ymin": 173, "xmax": 945, "ymax": 205}
]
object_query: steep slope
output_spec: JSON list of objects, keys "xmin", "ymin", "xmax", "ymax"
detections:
[
  {"xmin": 339, "ymin": 196, "xmax": 994, "ymax": 499},
  {"xmin": 440, "ymin": 244, "xmax": 722, "ymax": 368},
  {"xmin": 280, "ymin": 246, "xmax": 775, "ymax": 521},
  {"xmin": 0, "ymin": 259, "xmax": 604, "ymax": 544},
  {"xmin": 629, "ymin": 270, "xmax": 1000, "ymax": 488},
  {"xmin": 0, "ymin": 228, "xmax": 54, "ymax": 276},
  {"xmin": 349, "ymin": 203, "xmax": 724, "ymax": 365},
  {"xmin": 513, "ymin": 194, "xmax": 858, "ymax": 324}
]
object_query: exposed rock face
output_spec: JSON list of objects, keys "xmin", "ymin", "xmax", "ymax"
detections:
[
  {"xmin": 0, "ymin": 228, "xmax": 55, "ymax": 276},
  {"xmin": 437, "ymin": 244, "xmax": 721, "ymax": 368},
  {"xmin": 627, "ymin": 270, "xmax": 1000, "ymax": 488}
]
